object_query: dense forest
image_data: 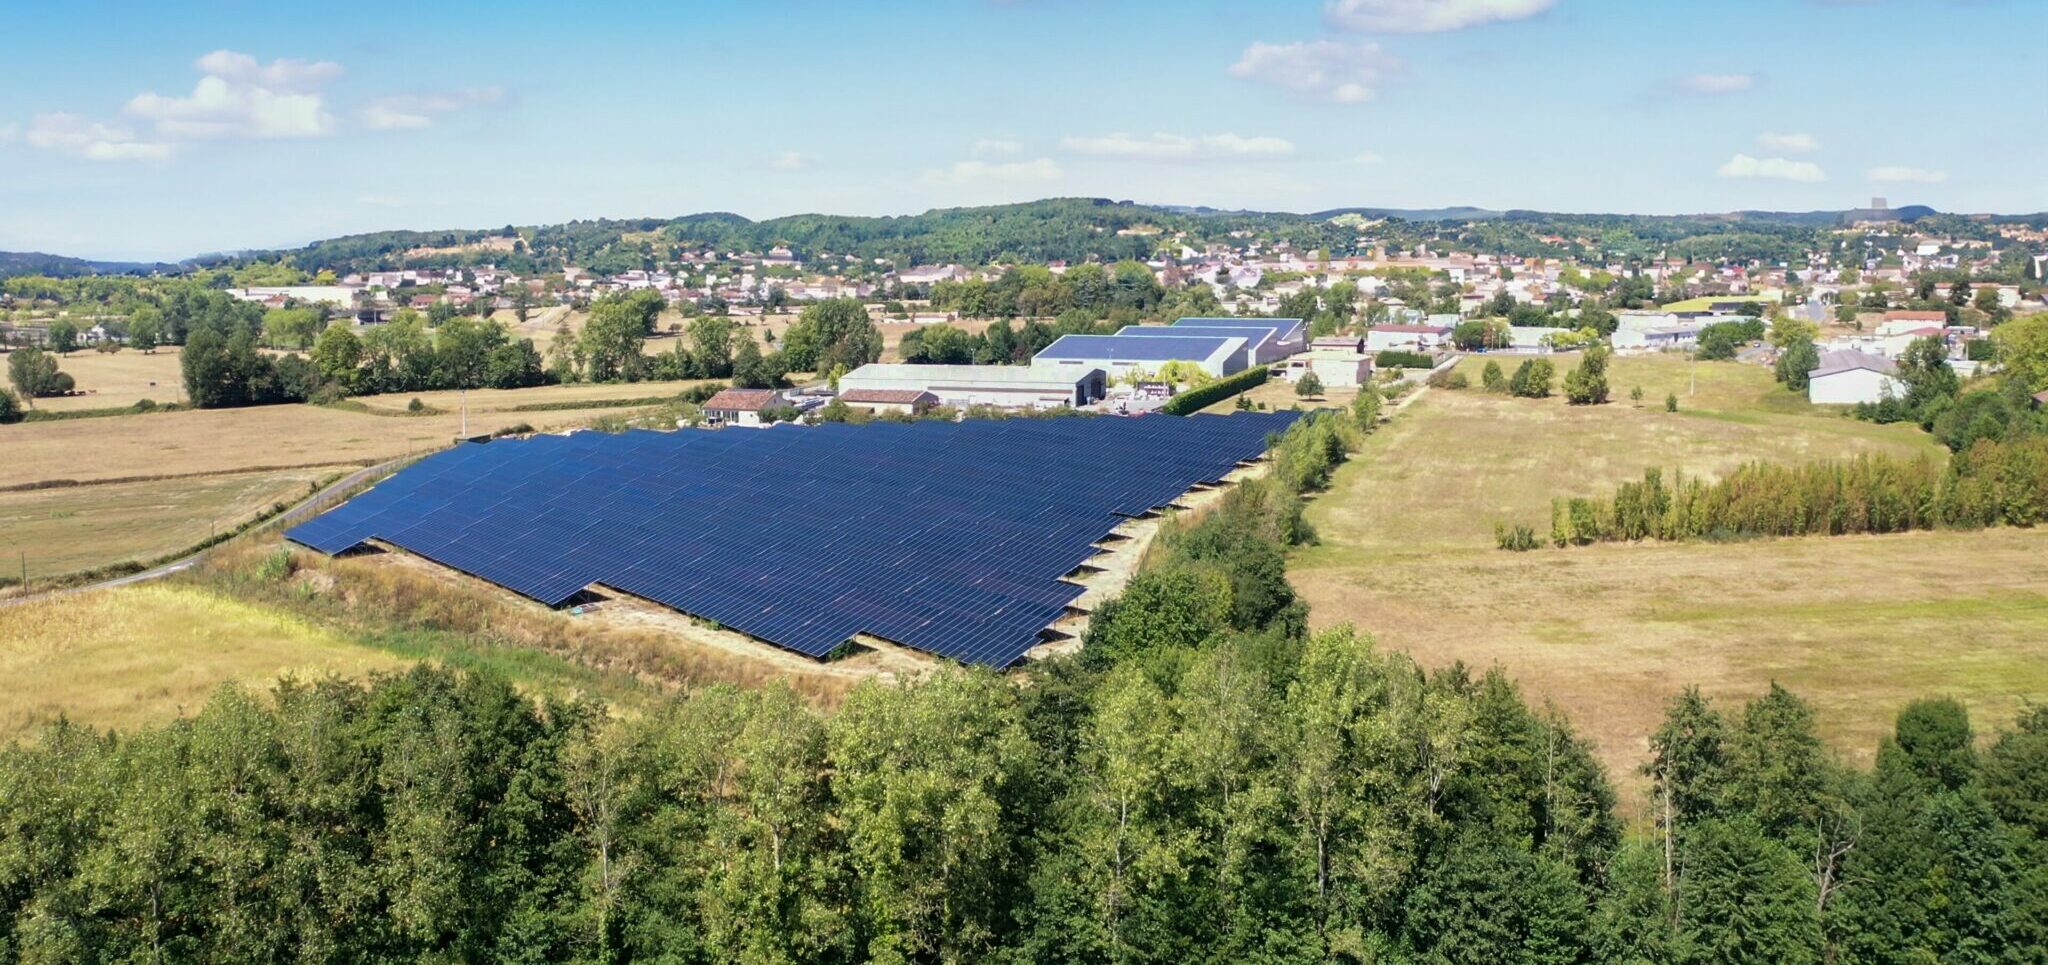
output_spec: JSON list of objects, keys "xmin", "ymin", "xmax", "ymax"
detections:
[{"xmin": 0, "ymin": 410, "xmax": 2041, "ymax": 963}]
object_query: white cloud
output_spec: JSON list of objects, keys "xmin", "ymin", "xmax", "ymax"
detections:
[
  {"xmin": 1679, "ymin": 73, "xmax": 1756, "ymax": 95},
  {"xmin": 1229, "ymin": 40, "xmax": 1401, "ymax": 104},
  {"xmin": 1869, "ymin": 165, "xmax": 1948, "ymax": 184},
  {"xmin": 1059, "ymin": 132, "xmax": 1295, "ymax": 160},
  {"xmin": 123, "ymin": 49, "xmax": 344, "ymax": 139},
  {"xmin": 1351, "ymin": 151, "xmax": 1385, "ymax": 164},
  {"xmin": 0, "ymin": 123, "xmax": 18, "ymax": 143},
  {"xmin": 924, "ymin": 157, "xmax": 1063, "ymax": 184},
  {"xmin": 1757, "ymin": 131, "xmax": 1820, "ymax": 153},
  {"xmin": 767, "ymin": 150, "xmax": 809, "ymax": 171},
  {"xmin": 1717, "ymin": 153, "xmax": 1826, "ymax": 183},
  {"xmin": 360, "ymin": 88, "xmax": 503, "ymax": 131},
  {"xmin": 1324, "ymin": 0, "xmax": 1555, "ymax": 33},
  {"xmin": 24, "ymin": 113, "xmax": 171, "ymax": 161},
  {"xmin": 971, "ymin": 137, "xmax": 1022, "ymax": 157}
]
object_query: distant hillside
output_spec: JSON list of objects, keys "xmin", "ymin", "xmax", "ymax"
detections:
[{"xmin": 0, "ymin": 251, "xmax": 176, "ymax": 280}]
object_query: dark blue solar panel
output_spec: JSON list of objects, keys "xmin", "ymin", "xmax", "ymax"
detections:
[
  {"xmin": 1173, "ymin": 316, "xmax": 1304, "ymax": 342},
  {"xmin": 287, "ymin": 412, "xmax": 1301, "ymax": 667},
  {"xmin": 1035, "ymin": 333, "xmax": 1243, "ymax": 363}
]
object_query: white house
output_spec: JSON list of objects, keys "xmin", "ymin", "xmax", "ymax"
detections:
[
  {"xmin": 1280, "ymin": 349, "xmax": 1372, "ymax": 388},
  {"xmin": 1613, "ymin": 323, "xmax": 1708, "ymax": 353},
  {"xmin": 701, "ymin": 388, "xmax": 785, "ymax": 427},
  {"xmin": 1365, "ymin": 324, "xmax": 1452, "ymax": 353},
  {"xmin": 1808, "ymin": 350, "xmax": 1908, "ymax": 406}
]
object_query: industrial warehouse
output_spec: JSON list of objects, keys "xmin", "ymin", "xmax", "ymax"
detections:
[
  {"xmin": 837, "ymin": 316, "xmax": 1316, "ymax": 410},
  {"xmin": 285, "ymin": 412, "xmax": 1301, "ymax": 668}
]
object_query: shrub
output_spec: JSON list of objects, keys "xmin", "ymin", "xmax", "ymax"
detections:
[
  {"xmin": 407, "ymin": 397, "xmax": 425, "ymax": 413},
  {"xmin": 1562, "ymin": 346, "xmax": 1610, "ymax": 405},
  {"xmin": 1665, "ymin": 392, "xmax": 1678, "ymax": 413},
  {"xmin": 1428, "ymin": 368, "xmax": 1468, "ymax": 390},
  {"xmin": 1480, "ymin": 360, "xmax": 1505, "ymax": 393},
  {"xmin": 1508, "ymin": 358, "xmax": 1555, "ymax": 398},
  {"xmin": 1162, "ymin": 366, "xmax": 1268, "ymax": 415},
  {"xmin": 1295, "ymin": 371, "xmax": 1325, "ymax": 398},
  {"xmin": 1493, "ymin": 521, "xmax": 1540, "ymax": 552},
  {"xmin": 1374, "ymin": 350, "xmax": 1435, "ymax": 370},
  {"xmin": 0, "ymin": 388, "xmax": 18, "ymax": 424}
]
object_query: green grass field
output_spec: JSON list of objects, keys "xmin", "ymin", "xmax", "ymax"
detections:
[{"xmin": 1289, "ymin": 354, "xmax": 2048, "ymax": 799}]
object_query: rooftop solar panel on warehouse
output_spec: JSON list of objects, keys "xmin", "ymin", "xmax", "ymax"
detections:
[
  {"xmin": 288, "ymin": 412, "xmax": 1300, "ymax": 668},
  {"xmin": 1035, "ymin": 333, "xmax": 1245, "ymax": 363},
  {"xmin": 1173, "ymin": 316, "xmax": 1304, "ymax": 343}
]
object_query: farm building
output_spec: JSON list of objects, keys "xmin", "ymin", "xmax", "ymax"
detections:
[
  {"xmin": 837, "ymin": 362, "xmax": 1105, "ymax": 409},
  {"xmin": 1280, "ymin": 349, "xmax": 1372, "ymax": 388},
  {"xmin": 837, "ymin": 388, "xmax": 938, "ymax": 416},
  {"xmin": 1365, "ymin": 324, "xmax": 1452, "ymax": 353},
  {"xmin": 701, "ymin": 388, "xmax": 784, "ymax": 426},
  {"xmin": 1808, "ymin": 350, "xmax": 1908, "ymax": 405},
  {"xmin": 1034, "ymin": 333, "xmax": 1249, "ymax": 378}
]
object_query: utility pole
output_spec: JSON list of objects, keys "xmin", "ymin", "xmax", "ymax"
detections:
[{"xmin": 460, "ymin": 386, "xmax": 468, "ymax": 437}]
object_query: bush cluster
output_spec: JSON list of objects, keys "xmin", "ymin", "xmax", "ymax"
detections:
[{"xmin": 1524, "ymin": 436, "xmax": 2048, "ymax": 547}]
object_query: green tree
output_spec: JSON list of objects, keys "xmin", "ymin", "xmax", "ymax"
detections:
[
  {"xmin": 45, "ymin": 319, "xmax": 78, "ymax": 355},
  {"xmin": 687, "ymin": 316, "xmax": 734, "ymax": 378},
  {"xmin": 127, "ymin": 308, "xmax": 163, "ymax": 353},
  {"xmin": 1774, "ymin": 338, "xmax": 1820, "ymax": 391},
  {"xmin": 1563, "ymin": 345, "xmax": 1610, "ymax": 405},
  {"xmin": 7, "ymin": 345, "xmax": 63, "ymax": 407},
  {"xmin": 1405, "ymin": 832, "xmax": 1589, "ymax": 965},
  {"xmin": 1679, "ymin": 819, "xmax": 1823, "ymax": 964},
  {"xmin": 1295, "ymin": 371, "xmax": 1324, "ymax": 398},
  {"xmin": 578, "ymin": 297, "xmax": 650, "ymax": 383},
  {"xmin": 781, "ymin": 298, "xmax": 881, "ymax": 374},
  {"xmin": 0, "ymin": 387, "xmax": 19, "ymax": 423},
  {"xmin": 1481, "ymin": 360, "xmax": 1506, "ymax": 392},
  {"xmin": 310, "ymin": 322, "xmax": 363, "ymax": 391}
]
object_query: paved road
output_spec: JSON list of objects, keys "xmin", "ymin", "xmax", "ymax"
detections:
[{"xmin": 0, "ymin": 456, "xmax": 410, "ymax": 609}]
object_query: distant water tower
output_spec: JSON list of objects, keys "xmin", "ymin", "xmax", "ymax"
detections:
[{"xmin": 1871, "ymin": 196, "xmax": 1889, "ymax": 211}]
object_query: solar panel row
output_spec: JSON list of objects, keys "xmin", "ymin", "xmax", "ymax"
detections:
[{"xmin": 287, "ymin": 411, "xmax": 1301, "ymax": 668}]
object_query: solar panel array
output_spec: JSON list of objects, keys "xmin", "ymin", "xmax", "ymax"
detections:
[{"xmin": 288, "ymin": 413, "xmax": 1300, "ymax": 668}]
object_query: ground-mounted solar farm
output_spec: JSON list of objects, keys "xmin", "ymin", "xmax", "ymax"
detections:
[{"xmin": 287, "ymin": 412, "xmax": 1299, "ymax": 668}]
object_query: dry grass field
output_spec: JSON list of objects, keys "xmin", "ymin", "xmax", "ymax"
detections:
[
  {"xmin": 0, "ymin": 467, "xmax": 335, "ymax": 581},
  {"xmin": 1289, "ymin": 353, "xmax": 2048, "ymax": 801},
  {"xmin": 29, "ymin": 347, "xmax": 187, "ymax": 411},
  {"xmin": 0, "ymin": 584, "xmax": 409, "ymax": 740},
  {"xmin": 1, "ymin": 379, "xmax": 713, "ymax": 489}
]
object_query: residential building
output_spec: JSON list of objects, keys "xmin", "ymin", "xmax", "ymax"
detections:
[
  {"xmin": 702, "ymin": 388, "xmax": 785, "ymax": 427},
  {"xmin": 1280, "ymin": 349, "xmax": 1372, "ymax": 388}
]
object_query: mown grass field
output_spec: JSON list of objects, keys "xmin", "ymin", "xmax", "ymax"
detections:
[
  {"xmin": 0, "ymin": 467, "xmax": 336, "ymax": 581},
  {"xmin": 0, "ymin": 584, "xmax": 411, "ymax": 739},
  {"xmin": 1289, "ymin": 353, "xmax": 2048, "ymax": 798}
]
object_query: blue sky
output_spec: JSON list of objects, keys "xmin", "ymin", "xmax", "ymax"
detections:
[{"xmin": 2, "ymin": 0, "xmax": 2041, "ymax": 261}]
